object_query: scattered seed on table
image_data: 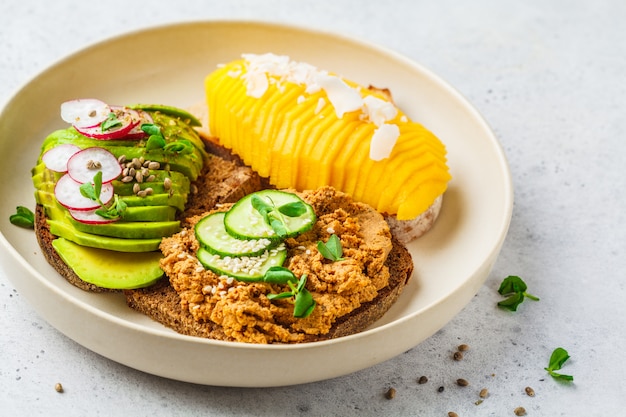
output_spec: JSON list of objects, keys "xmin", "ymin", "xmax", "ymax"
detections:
[
  {"xmin": 514, "ymin": 406, "xmax": 526, "ymax": 416},
  {"xmin": 55, "ymin": 382, "xmax": 63, "ymax": 393},
  {"xmin": 525, "ymin": 386, "xmax": 535, "ymax": 397},
  {"xmin": 475, "ymin": 399, "xmax": 484, "ymax": 406},
  {"xmin": 438, "ymin": 386, "xmax": 445, "ymax": 393},
  {"xmin": 448, "ymin": 412, "xmax": 459, "ymax": 417},
  {"xmin": 479, "ymin": 388, "xmax": 489, "ymax": 398},
  {"xmin": 385, "ymin": 387, "xmax": 396, "ymax": 399},
  {"xmin": 453, "ymin": 351, "xmax": 464, "ymax": 361},
  {"xmin": 456, "ymin": 378, "xmax": 469, "ymax": 387},
  {"xmin": 418, "ymin": 375, "xmax": 429, "ymax": 384},
  {"xmin": 458, "ymin": 344, "xmax": 470, "ymax": 351}
]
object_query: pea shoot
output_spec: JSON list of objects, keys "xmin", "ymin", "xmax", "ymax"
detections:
[
  {"xmin": 79, "ymin": 171, "xmax": 127, "ymax": 220},
  {"xmin": 317, "ymin": 234, "xmax": 344, "ymax": 262},
  {"xmin": 142, "ymin": 123, "xmax": 194, "ymax": 154},
  {"xmin": 545, "ymin": 347, "xmax": 574, "ymax": 381},
  {"xmin": 101, "ymin": 112, "xmax": 122, "ymax": 132},
  {"xmin": 142, "ymin": 123, "xmax": 167, "ymax": 150},
  {"xmin": 496, "ymin": 275, "xmax": 539, "ymax": 311},
  {"xmin": 9, "ymin": 206, "xmax": 35, "ymax": 229},
  {"xmin": 251, "ymin": 194, "xmax": 308, "ymax": 238},
  {"xmin": 265, "ymin": 267, "xmax": 316, "ymax": 318}
]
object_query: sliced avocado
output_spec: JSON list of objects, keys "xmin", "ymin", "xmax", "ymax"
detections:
[
  {"xmin": 122, "ymin": 193, "xmax": 187, "ymax": 211},
  {"xmin": 48, "ymin": 219, "xmax": 162, "ymax": 252},
  {"xmin": 32, "ymin": 169, "xmax": 63, "ymax": 189},
  {"xmin": 122, "ymin": 206, "xmax": 177, "ymax": 222},
  {"xmin": 129, "ymin": 103, "xmax": 202, "ymax": 127},
  {"xmin": 66, "ymin": 212, "xmax": 180, "ymax": 239},
  {"xmin": 111, "ymin": 172, "xmax": 190, "ymax": 196},
  {"xmin": 52, "ymin": 238, "xmax": 163, "ymax": 289}
]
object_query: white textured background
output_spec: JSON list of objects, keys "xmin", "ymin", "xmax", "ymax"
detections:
[{"xmin": 1, "ymin": 0, "xmax": 625, "ymax": 415}]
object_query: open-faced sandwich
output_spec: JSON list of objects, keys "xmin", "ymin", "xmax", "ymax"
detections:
[{"xmin": 30, "ymin": 53, "xmax": 450, "ymax": 343}]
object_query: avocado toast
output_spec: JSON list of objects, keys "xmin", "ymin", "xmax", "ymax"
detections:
[{"xmin": 32, "ymin": 100, "xmax": 209, "ymax": 291}]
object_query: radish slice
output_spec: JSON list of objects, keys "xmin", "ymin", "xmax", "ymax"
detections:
[
  {"xmin": 61, "ymin": 99, "xmax": 111, "ymax": 128},
  {"xmin": 69, "ymin": 209, "xmax": 119, "ymax": 224},
  {"xmin": 67, "ymin": 147, "xmax": 122, "ymax": 184},
  {"xmin": 125, "ymin": 109, "xmax": 154, "ymax": 139},
  {"xmin": 74, "ymin": 106, "xmax": 137, "ymax": 140},
  {"xmin": 41, "ymin": 144, "xmax": 81, "ymax": 172},
  {"xmin": 55, "ymin": 174, "xmax": 114, "ymax": 211}
]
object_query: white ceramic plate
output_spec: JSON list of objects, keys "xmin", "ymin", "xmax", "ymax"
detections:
[{"xmin": 0, "ymin": 21, "xmax": 512, "ymax": 387}]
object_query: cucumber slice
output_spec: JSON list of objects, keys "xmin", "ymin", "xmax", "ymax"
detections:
[
  {"xmin": 224, "ymin": 190, "xmax": 316, "ymax": 240},
  {"xmin": 196, "ymin": 245, "xmax": 287, "ymax": 281},
  {"xmin": 195, "ymin": 212, "xmax": 275, "ymax": 257}
]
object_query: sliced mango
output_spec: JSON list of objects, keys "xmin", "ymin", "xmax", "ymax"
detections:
[{"xmin": 204, "ymin": 55, "xmax": 451, "ymax": 219}]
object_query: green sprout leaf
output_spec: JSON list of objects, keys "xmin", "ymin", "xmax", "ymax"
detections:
[
  {"xmin": 250, "ymin": 195, "xmax": 290, "ymax": 238},
  {"xmin": 80, "ymin": 172, "xmax": 125, "ymax": 220},
  {"xmin": 278, "ymin": 201, "xmax": 307, "ymax": 217},
  {"xmin": 9, "ymin": 206, "xmax": 35, "ymax": 229},
  {"xmin": 317, "ymin": 234, "xmax": 344, "ymax": 262},
  {"xmin": 266, "ymin": 273, "xmax": 316, "ymax": 318},
  {"xmin": 262, "ymin": 266, "xmax": 297, "ymax": 285},
  {"xmin": 140, "ymin": 123, "xmax": 161, "ymax": 136},
  {"xmin": 164, "ymin": 139, "xmax": 193, "ymax": 154},
  {"xmin": 544, "ymin": 347, "xmax": 574, "ymax": 381},
  {"xmin": 146, "ymin": 135, "xmax": 166, "ymax": 150},
  {"xmin": 497, "ymin": 275, "xmax": 539, "ymax": 311},
  {"xmin": 101, "ymin": 112, "xmax": 122, "ymax": 132}
]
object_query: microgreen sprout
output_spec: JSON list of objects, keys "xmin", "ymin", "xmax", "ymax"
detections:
[
  {"xmin": 142, "ymin": 124, "xmax": 167, "ymax": 150},
  {"xmin": 79, "ymin": 171, "xmax": 126, "ymax": 220},
  {"xmin": 101, "ymin": 112, "xmax": 122, "ymax": 132},
  {"xmin": 142, "ymin": 123, "xmax": 193, "ymax": 154},
  {"xmin": 9, "ymin": 206, "xmax": 35, "ymax": 229},
  {"xmin": 317, "ymin": 234, "xmax": 344, "ymax": 262},
  {"xmin": 251, "ymin": 194, "xmax": 307, "ymax": 238},
  {"xmin": 496, "ymin": 275, "xmax": 539, "ymax": 311},
  {"xmin": 265, "ymin": 268, "xmax": 316, "ymax": 318},
  {"xmin": 545, "ymin": 347, "xmax": 574, "ymax": 381}
]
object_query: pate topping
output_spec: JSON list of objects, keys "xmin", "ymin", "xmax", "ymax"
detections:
[{"xmin": 159, "ymin": 187, "xmax": 393, "ymax": 344}]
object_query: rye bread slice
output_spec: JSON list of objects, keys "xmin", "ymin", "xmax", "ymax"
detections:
[{"xmin": 124, "ymin": 237, "xmax": 412, "ymax": 343}]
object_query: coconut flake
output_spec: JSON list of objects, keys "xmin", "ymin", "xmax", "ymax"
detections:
[
  {"xmin": 362, "ymin": 95, "xmax": 398, "ymax": 126},
  {"xmin": 369, "ymin": 124, "xmax": 400, "ymax": 161},
  {"xmin": 315, "ymin": 74, "xmax": 363, "ymax": 118}
]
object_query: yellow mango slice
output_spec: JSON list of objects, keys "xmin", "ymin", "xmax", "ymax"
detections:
[{"xmin": 205, "ymin": 54, "xmax": 451, "ymax": 220}]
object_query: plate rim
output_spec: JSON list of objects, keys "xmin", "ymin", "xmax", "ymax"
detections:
[{"xmin": 0, "ymin": 19, "xmax": 513, "ymax": 385}]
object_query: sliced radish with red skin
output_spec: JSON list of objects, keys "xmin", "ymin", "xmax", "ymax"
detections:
[
  {"xmin": 69, "ymin": 209, "xmax": 119, "ymax": 224},
  {"xmin": 67, "ymin": 147, "xmax": 122, "ymax": 184},
  {"xmin": 41, "ymin": 144, "xmax": 81, "ymax": 172},
  {"xmin": 55, "ymin": 174, "xmax": 114, "ymax": 211},
  {"xmin": 61, "ymin": 99, "xmax": 111, "ymax": 128},
  {"xmin": 74, "ymin": 106, "xmax": 137, "ymax": 140},
  {"xmin": 125, "ymin": 109, "xmax": 154, "ymax": 139}
]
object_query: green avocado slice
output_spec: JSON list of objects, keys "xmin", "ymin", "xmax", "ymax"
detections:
[
  {"xmin": 48, "ymin": 219, "xmax": 162, "ymax": 252},
  {"xmin": 52, "ymin": 238, "xmax": 163, "ymax": 289}
]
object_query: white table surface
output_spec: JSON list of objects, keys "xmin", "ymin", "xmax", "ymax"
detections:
[{"xmin": 1, "ymin": 0, "xmax": 624, "ymax": 415}]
